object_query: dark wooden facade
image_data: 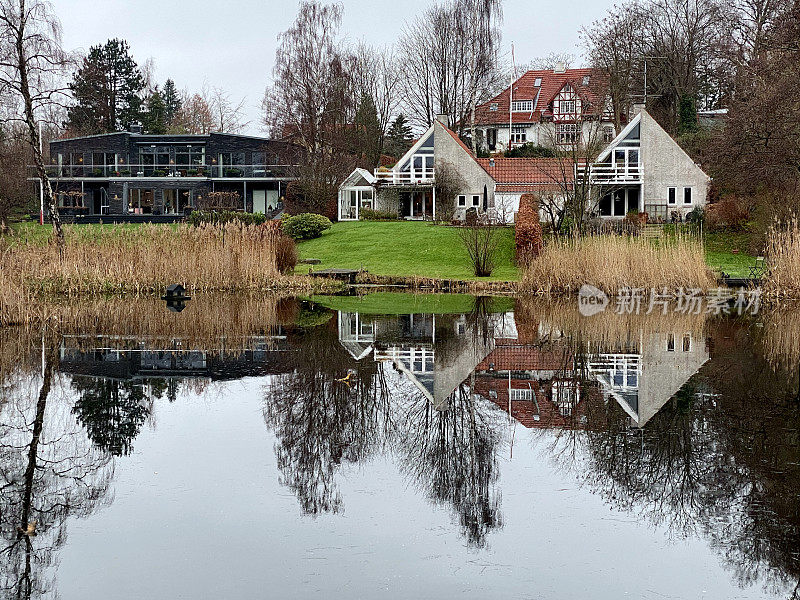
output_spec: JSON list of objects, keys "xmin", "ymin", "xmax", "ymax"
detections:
[{"xmin": 40, "ymin": 131, "xmax": 302, "ymax": 221}]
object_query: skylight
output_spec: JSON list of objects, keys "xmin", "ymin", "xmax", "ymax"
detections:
[{"xmin": 534, "ymin": 77, "xmax": 542, "ymax": 87}]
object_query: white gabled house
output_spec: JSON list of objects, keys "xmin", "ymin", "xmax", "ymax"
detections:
[
  {"xmin": 339, "ymin": 116, "xmax": 495, "ymax": 222},
  {"xmin": 338, "ymin": 109, "xmax": 710, "ymax": 224},
  {"xmin": 582, "ymin": 109, "xmax": 710, "ymax": 220}
]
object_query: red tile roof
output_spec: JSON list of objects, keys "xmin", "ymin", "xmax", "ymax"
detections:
[
  {"xmin": 475, "ymin": 344, "xmax": 572, "ymax": 372},
  {"xmin": 474, "ymin": 68, "xmax": 606, "ymax": 126},
  {"xmin": 476, "ymin": 157, "xmax": 574, "ymax": 192}
]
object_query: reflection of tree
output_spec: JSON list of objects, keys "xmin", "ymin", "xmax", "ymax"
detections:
[
  {"xmin": 578, "ymin": 319, "xmax": 800, "ymax": 597},
  {"xmin": 263, "ymin": 319, "xmax": 390, "ymax": 515},
  {"xmin": 396, "ymin": 382, "xmax": 505, "ymax": 547},
  {"xmin": 0, "ymin": 336, "xmax": 113, "ymax": 599},
  {"xmin": 70, "ymin": 377, "xmax": 156, "ymax": 457}
]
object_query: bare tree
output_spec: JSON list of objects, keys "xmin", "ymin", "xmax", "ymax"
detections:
[
  {"xmin": 170, "ymin": 91, "xmax": 214, "ymax": 134},
  {"xmin": 458, "ymin": 214, "xmax": 500, "ymax": 277},
  {"xmin": 208, "ymin": 85, "xmax": 248, "ymax": 133},
  {"xmin": 351, "ymin": 42, "xmax": 400, "ymax": 160},
  {"xmin": 398, "ymin": 0, "xmax": 503, "ymax": 139},
  {"xmin": 263, "ymin": 1, "xmax": 357, "ymax": 216},
  {"xmin": 0, "ymin": 0, "xmax": 70, "ymax": 247}
]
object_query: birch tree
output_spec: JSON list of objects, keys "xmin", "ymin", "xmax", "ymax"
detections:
[{"xmin": 0, "ymin": 0, "xmax": 69, "ymax": 246}]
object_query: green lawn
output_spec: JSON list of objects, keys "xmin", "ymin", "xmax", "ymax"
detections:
[
  {"xmin": 704, "ymin": 231, "xmax": 757, "ymax": 279},
  {"xmin": 297, "ymin": 221, "xmax": 519, "ymax": 281}
]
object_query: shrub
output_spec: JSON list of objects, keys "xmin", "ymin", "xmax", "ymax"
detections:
[
  {"xmin": 360, "ymin": 208, "xmax": 398, "ymax": 221},
  {"xmin": 686, "ymin": 206, "xmax": 705, "ymax": 225},
  {"xmin": 504, "ymin": 143, "xmax": 556, "ymax": 158},
  {"xmin": 706, "ymin": 197, "xmax": 750, "ymax": 231},
  {"xmin": 515, "ymin": 193, "xmax": 543, "ymax": 263},
  {"xmin": 188, "ymin": 210, "xmax": 269, "ymax": 227},
  {"xmin": 281, "ymin": 213, "xmax": 332, "ymax": 240}
]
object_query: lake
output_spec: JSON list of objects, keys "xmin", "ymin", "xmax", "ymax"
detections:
[{"xmin": 1, "ymin": 293, "xmax": 799, "ymax": 599}]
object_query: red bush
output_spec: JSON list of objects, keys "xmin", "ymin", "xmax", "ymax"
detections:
[
  {"xmin": 706, "ymin": 196, "xmax": 750, "ymax": 231},
  {"xmin": 515, "ymin": 194, "xmax": 543, "ymax": 263}
]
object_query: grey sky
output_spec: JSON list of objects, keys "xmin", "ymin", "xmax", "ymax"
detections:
[{"xmin": 58, "ymin": 0, "xmax": 609, "ymax": 134}]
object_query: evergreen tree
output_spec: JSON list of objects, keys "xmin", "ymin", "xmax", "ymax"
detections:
[
  {"xmin": 352, "ymin": 94, "xmax": 382, "ymax": 167},
  {"xmin": 384, "ymin": 114, "xmax": 413, "ymax": 159},
  {"xmin": 66, "ymin": 38, "xmax": 145, "ymax": 134},
  {"xmin": 142, "ymin": 86, "xmax": 167, "ymax": 134},
  {"xmin": 162, "ymin": 79, "xmax": 182, "ymax": 128}
]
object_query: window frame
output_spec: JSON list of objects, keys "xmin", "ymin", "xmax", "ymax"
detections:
[
  {"xmin": 511, "ymin": 100, "xmax": 533, "ymax": 112},
  {"xmin": 457, "ymin": 195, "xmax": 466, "ymax": 207},
  {"xmin": 668, "ymin": 187, "xmax": 677, "ymax": 205},
  {"xmin": 683, "ymin": 187, "xmax": 692, "ymax": 205}
]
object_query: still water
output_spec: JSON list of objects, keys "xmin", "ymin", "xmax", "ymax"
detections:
[{"xmin": 1, "ymin": 294, "xmax": 799, "ymax": 599}]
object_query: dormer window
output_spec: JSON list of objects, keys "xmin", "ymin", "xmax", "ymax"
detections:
[
  {"xmin": 582, "ymin": 75, "xmax": 590, "ymax": 86},
  {"xmin": 534, "ymin": 77, "xmax": 542, "ymax": 87},
  {"xmin": 490, "ymin": 102, "xmax": 498, "ymax": 111},
  {"xmin": 511, "ymin": 100, "xmax": 533, "ymax": 112}
]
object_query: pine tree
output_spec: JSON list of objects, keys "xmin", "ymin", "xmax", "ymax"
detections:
[
  {"xmin": 142, "ymin": 87, "xmax": 167, "ymax": 134},
  {"xmin": 385, "ymin": 114, "xmax": 413, "ymax": 159},
  {"xmin": 66, "ymin": 39, "xmax": 145, "ymax": 134},
  {"xmin": 352, "ymin": 94, "xmax": 382, "ymax": 167},
  {"xmin": 163, "ymin": 79, "xmax": 182, "ymax": 128}
]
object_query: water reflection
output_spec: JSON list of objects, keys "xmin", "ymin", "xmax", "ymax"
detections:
[{"xmin": 1, "ymin": 297, "xmax": 799, "ymax": 598}]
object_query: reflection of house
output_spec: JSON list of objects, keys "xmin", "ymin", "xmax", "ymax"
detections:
[
  {"xmin": 587, "ymin": 331, "xmax": 709, "ymax": 427},
  {"xmin": 336, "ymin": 311, "xmax": 514, "ymax": 409},
  {"xmin": 473, "ymin": 340, "xmax": 591, "ymax": 429},
  {"xmin": 474, "ymin": 329, "xmax": 709, "ymax": 429},
  {"xmin": 59, "ymin": 334, "xmax": 294, "ymax": 381}
]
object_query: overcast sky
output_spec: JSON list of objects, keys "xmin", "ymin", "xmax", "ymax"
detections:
[{"xmin": 57, "ymin": 0, "xmax": 610, "ymax": 134}]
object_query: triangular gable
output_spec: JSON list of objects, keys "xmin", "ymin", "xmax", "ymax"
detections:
[
  {"xmin": 394, "ymin": 124, "xmax": 435, "ymax": 173},
  {"xmin": 340, "ymin": 167, "xmax": 376, "ymax": 188},
  {"xmin": 595, "ymin": 112, "xmax": 642, "ymax": 162},
  {"xmin": 544, "ymin": 80, "xmax": 594, "ymax": 112}
]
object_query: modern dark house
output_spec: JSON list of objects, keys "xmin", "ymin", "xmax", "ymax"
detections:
[{"xmin": 36, "ymin": 127, "xmax": 302, "ymax": 222}]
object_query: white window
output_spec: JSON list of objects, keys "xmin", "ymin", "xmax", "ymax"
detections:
[
  {"xmin": 684, "ymin": 187, "xmax": 692, "ymax": 205},
  {"xmin": 509, "ymin": 388, "xmax": 533, "ymax": 401},
  {"xmin": 603, "ymin": 126, "xmax": 615, "ymax": 142},
  {"xmin": 668, "ymin": 187, "xmax": 677, "ymax": 205},
  {"xmin": 559, "ymin": 99, "xmax": 576, "ymax": 114},
  {"xmin": 582, "ymin": 75, "xmax": 590, "ymax": 86},
  {"xmin": 534, "ymin": 77, "xmax": 542, "ymax": 87},
  {"xmin": 472, "ymin": 195, "xmax": 481, "ymax": 207},
  {"xmin": 457, "ymin": 195, "xmax": 466, "ymax": 207},
  {"xmin": 511, "ymin": 125, "xmax": 527, "ymax": 143},
  {"xmin": 490, "ymin": 102, "xmax": 498, "ymax": 111},
  {"xmin": 556, "ymin": 123, "xmax": 579, "ymax": 145},
  {"xmin": 511, "ymin": 100, "xmax": 533, "ymax": 112}
]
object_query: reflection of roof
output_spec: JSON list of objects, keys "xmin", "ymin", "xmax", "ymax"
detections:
[
  {"xmin": 473, "ymin": 377, "xmax": 594, "ymax": 429},
  {"xmin": 476, "ymin": 343, "xmax": 571, "ymax": 372},
  {"xmin": 339, "ymin": 340, "xmax": 374, "ymax": 361}
]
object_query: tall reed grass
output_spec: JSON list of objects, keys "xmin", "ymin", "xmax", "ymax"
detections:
[
  {"xmin": 764, "ymin": 217, "xmax": 800, "ymax": 297},
  {"xmin": 519, "ymin": 233, "xmax": 714, "ymax": 295}
]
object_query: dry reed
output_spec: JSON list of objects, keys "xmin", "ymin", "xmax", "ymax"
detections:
[
  {"xmin": 763, "ymin": 217, "xmax": 800, "ymax": 297},
  {"xmin": 0, "ymin": 224, "xmax": 336, "ymax": 325},
  {"xmin": 519, "ymin": 233, "xmax": 715, "ymax": 295}
]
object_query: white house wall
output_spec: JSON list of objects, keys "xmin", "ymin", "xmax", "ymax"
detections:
[
  {"xmin": 640, "ymin": 110, "xmax": 710, "ymax": 216},
  {"xmin": 433, "ymin": 121, "xmax": 496, "ymax": 219}
]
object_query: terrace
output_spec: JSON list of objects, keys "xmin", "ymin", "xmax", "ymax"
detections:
[{"xmin": 31, "ymin": 163, "xmax": 298, "ymax": 180}]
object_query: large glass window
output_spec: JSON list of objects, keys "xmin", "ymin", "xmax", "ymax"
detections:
[{"xmin": 129, "ymin": 189, "xmax": 155, "ymax": 214}]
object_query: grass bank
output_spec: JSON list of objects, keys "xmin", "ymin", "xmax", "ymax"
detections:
[
  {"xmin": 296, "ymin": 221, "xmax": 518, "ymax": 281},
  {"xmin": 520, "ymin": 234, "xmax": 715, "ymax": 294}
]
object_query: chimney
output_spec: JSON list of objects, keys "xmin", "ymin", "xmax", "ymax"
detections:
[
  {"xmin": 553, "ymin": 62, "xmax": 566, "ymax": 74},
  {"xmin": 130, "ymin": 123, "xmax": 143, "ymax": 134},
  {"xmin": 435, "ymin": 114, "xmax": 450, "ymax": 128}
]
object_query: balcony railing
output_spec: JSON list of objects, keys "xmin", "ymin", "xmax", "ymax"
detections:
[
  {"xmin": 30, "ymin": 164, "xmax": 298, "ymax": 179},
  {"xmin": 374, "ymin": 169, "xmax": 435, "ymax": 186},
  {"xmin": 577, "ymin": 163, "xmax": 642, "ymax": 184}
]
